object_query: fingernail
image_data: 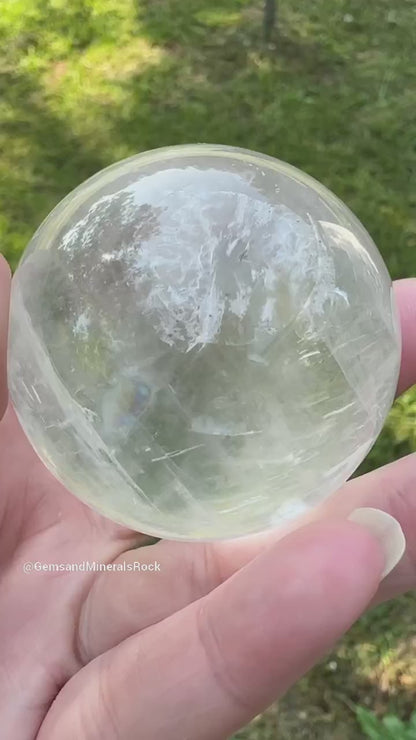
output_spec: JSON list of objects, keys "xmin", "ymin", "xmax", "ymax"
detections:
[{"xmin": 348, "ymin": 508, "xmax": 406, "ymax": 579}]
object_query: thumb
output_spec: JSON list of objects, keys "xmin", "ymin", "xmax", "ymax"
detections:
[
  {"xmin": 37, "ymin": 519, "xmax": 393, "ymax": 740},
  {"xmin": 0, "ymin": 255, "xmax": 11, "ymax": 419}
]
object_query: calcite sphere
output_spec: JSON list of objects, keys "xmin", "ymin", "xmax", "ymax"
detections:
[{"xmin": 8, "ymin": 145, "xmax": 401, "ymax": 540}]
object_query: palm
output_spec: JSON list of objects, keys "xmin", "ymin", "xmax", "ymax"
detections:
[
  {"xmin": 1, "ymin": 257, "xmax": 416, "ymax": 740},
  {"xmin": 0, "ymin": 404, "xmax": 144, "ymax": 735}
]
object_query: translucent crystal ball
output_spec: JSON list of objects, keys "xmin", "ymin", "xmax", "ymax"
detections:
[{"xmin": 8, "ymin": 145, "xmax": 401, "ymax": 540}]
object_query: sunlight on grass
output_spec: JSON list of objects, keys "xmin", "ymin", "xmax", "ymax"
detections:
[
  {"xmin": 387, "ymin": 392, "xmax": 416, "ymax": 450},
  {"xmin": 351, "ymin": 637, "xmax": 416, "ymax": 695},
  {"xmin": 43, "ymin": 37, "xmax": 166, "ymax": 99}
]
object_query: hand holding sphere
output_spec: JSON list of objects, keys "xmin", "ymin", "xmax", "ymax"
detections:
[
  {"xmin": 8, "ymin": 145, "xmax": 401, "ymax": 539},
  {"xmin": 0, "ymin": 253, "xmax": 415, "ymax": 738}
]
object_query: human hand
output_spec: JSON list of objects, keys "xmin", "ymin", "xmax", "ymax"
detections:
[{"xmin": 1, "ymin": 254, "xmax": 415, "ymax": 740}]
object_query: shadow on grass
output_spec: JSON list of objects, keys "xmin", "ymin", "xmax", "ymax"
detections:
[
  {"xmin": 135, "ymin": 0, "xmax": 345, "ymax": 85},
  {"xmin": 97, "ymin": 1, "xmax": 351, "ymax": 177}
]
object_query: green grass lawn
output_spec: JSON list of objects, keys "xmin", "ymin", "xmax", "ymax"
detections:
[{"xmin": 1, "ymin": 1, "xmax": 416, "ymax": 737}]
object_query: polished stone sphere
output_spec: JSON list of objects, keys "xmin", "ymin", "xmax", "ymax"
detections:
[{"xmin": 8, "ymin": 145, "xmax": 401, "ymax": 540}]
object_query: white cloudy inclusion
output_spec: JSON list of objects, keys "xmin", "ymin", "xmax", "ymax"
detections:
[{"xmin": 8, "ymin": 145, "xmax": 401, "ymax": 539}]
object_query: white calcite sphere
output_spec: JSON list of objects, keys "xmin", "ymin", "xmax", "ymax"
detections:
[{"xmin": 8, "ymin": 145, "xmax": 401, "ymax": 539}]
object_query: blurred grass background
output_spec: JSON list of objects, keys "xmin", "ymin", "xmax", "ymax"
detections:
[{"xmin": 0, "ymin": 0, "xmax": 415, "ymax": 736}]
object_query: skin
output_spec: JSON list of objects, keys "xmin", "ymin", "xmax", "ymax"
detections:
[{"xmin": 1, "ymin": 253, "xmax": 416, "ymax": 739}]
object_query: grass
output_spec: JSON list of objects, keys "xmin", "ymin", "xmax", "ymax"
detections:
[{"xmin": 1, "ymin": 1, "xmax": 415, "ymax": 737}]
